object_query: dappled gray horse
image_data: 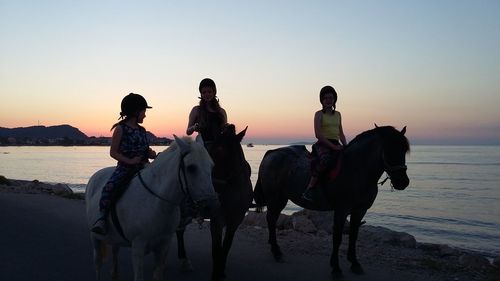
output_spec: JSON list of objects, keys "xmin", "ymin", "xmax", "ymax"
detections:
[
  {"xmin": 85, "ymin": 135, "xmax": 219, "ymax": 281},
  {"xmin": 254, "ymin": 126, "xmax": 410, "ymax": 278}
]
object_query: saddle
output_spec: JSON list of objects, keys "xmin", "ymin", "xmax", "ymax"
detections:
[{"xmin": 309, "ymin": 146, "xmax": 343, "ymax": 183}]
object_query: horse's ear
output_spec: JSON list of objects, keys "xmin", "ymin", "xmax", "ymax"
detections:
[
  {"xmin": 374, "ymin": 123, "xmax": 379, "ymax": 128},
  {"xmin": 400, "ymin": 126, "xmax": 407, "ymax": 135},
  {"xmin": 236, "ymin": 126, "xmax": 248, "ymax": 142},
  {"xmin": 195, "ymin": 134, "xmax": 204, "ymax": 145},
  {"xmin": 174, "ymin": 135, "xmax": 190, "ymax": 154}
]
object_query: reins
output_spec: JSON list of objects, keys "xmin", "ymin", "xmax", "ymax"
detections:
[
  {"xmin": 379, "ymin": 149, "xmax": 407, "ymax": 191},
  {"xmin": 137, "ymin": 150, "xmax": 195, "ymax": 204}
]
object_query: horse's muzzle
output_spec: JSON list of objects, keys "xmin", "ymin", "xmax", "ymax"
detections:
[{"xmin": 391, "ymin": 175, "xmax": 410, "ymax": 190}]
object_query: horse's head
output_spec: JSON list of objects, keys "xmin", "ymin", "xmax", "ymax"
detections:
[
  {"xmin": 174, "ymin": 135, "xmax": 219, "ymax": 217},
  {"xmin": 376, "ymin": 125, "xmax": 410, "ymax": 190},
  {"xmin": 208, "ymin": 124, "xmax": 249, "ymax": 178}
]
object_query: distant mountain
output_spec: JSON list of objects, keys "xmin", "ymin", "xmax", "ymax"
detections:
[
  {"xmin": 0, "ymin": 125, "xmax": 88, "ymax": 140},
  {"xmin": 289, "ymin": 141, "xmax": 314, "ymax": 145}
]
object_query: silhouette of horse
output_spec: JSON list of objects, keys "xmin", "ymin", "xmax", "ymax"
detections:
[
  {"xmin": 176, "ymin": 124, "xmax": 253, "ymax": 281},
  {"xmin": 254, "ymin": 125, "xmax": 410, "ymax": 278},
  {"xmin": 85, "ymin": 136, "xmax": 219, "ymax": 281}
]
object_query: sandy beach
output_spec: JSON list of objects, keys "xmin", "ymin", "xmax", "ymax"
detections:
[{"xmin": 0, "ymin": 178, "xmax": 498, "ymax": 281}]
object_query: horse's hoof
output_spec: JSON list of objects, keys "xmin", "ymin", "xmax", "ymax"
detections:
[
  {"xmin": 271, "ymin": 247, "xmax": 284, "ymax": 263},
  {"xmin": 351, "ymin": 263, "xmax": 364, "ymax": 274},
  {"xmin": 212, "ymin": 272, "xmax": 226, "ymax": 281},
  {"xmin": 272, "ymin": 253, "xmax": 284, "ymax": 263},
  {"xmin": 180, "ymin": 258, "xmax": 194, "ymax": 272},
  {"xmin": 331, "ymin": 269, "xmax": 344, "ymax": 280}
]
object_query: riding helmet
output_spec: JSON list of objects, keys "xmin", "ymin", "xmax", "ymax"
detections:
[
  {"xmin": 199, "ymin": 78, "xmax": 217, "ymax": 94},
  {"xmin": 120, "ymin": 93, "xmax": 152, "ymax": 117},
  {"xmin": 319, "ymin": 86, "xmax": 338, "ymax": 103}
]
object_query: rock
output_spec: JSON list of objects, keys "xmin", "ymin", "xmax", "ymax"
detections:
[
  {"xmin": 50, "ymin": 183, "xmax": 73, "ymax": 196},
  {"xmin": 291, "ymin": 209, "xmax": 334, "ymax": 233},
  {"xmin": 243, "ymin": 211, "xmax": 267, "ymax": 227},
  {"xmin": 276, "ymin": 214, "xmax": 292, "ymax": 230},
  {"xmin": 458, "ymin": 253, "xmax": 491, "ymax": 269},
  {"xmin": 0, "ymin": 178, "xmax": 73, "ymax": 197},
  {"xmin": 493, "ymin": 258, "xmax": 500, "ymax": 268},
  {"xmin": 243, "ymin": 211, "xmax": 291, "ymax": 230},
  {"xmin": 291, "ymin": 215, "xmax": 317, "ymax": 233},
  {"xmin": 418, "ymin": 243, "xmax": 442, "ymax": 252},
  {"xmin": 0, "ymin": 175, "xmax": 11, "ymax": 185},
  {"xmin": 397, "ymin": 233, "xmax": 417, "ymax": 248},
  {"xmin": 438, "ymin": 245, "xmax": 460, "ymax": 257},
  {"xmin": 361, "ymin": 225, "xmax": 416, "ymax": 248}
]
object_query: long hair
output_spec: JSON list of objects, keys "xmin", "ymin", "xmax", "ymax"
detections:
[
  {"xmin": 111, "ymin": 116, "xmax": 130, "ymax": 131},
  {"xmin": 110, "ymin": 113, "xmax": 143, "ymax": 131},
  {"xmin": 198, "ymin": 98, "xmax": 225, "ymax": 127},
  {"xmin": 198, "ymin": 78, "xmax": 225, "ymax": 126}
]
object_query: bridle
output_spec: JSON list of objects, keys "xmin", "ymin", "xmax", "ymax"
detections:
[
  {"xmin": 379, "ymin": 148, "xmax": 407, "ymax": 190},
  {"xmin": 137, "ymin": 150, "xmax": 197, "ymax": 206},
  {"xmin": 209, "ymin": 141, "xmax": 248, "ymax": 188}
]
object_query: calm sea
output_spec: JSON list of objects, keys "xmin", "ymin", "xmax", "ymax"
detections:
[{"xmin": 1, "ymin": 145, "xmax": 499, "ymax": 258}]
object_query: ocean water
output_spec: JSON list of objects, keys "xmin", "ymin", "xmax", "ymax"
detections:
[{"xmin": 1, "ymin": 144, "xmax": 499, "ymax": 258}]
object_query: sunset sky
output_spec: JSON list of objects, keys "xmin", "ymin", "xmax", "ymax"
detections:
[{"xmin": 1, "ymin": 1, "xmax": 499, "ymax": 144}]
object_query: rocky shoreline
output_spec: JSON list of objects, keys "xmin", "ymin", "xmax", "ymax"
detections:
[{"xmin": 1, "ymin": 176, "xmax": 499, "ymax": 280}]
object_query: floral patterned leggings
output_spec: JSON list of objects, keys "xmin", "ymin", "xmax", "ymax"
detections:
[{"xmin": 99, "ymin": 164, "xmax": 141, "ymax": 213}]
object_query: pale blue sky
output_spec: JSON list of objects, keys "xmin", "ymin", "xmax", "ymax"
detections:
[{"xmin": 1, "ymin": 1, "xmax": 499, "ymax": 144}]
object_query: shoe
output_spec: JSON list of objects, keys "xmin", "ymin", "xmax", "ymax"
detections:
[
  {"xmin": 91, "ymin": 218, "xmax": 107, "ymax": 235},
  {"xmin": 302, "ymin": 188, "xmax": 314, "ymax": 202}
]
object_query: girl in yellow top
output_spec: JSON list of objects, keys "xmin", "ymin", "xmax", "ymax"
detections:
[{"xmin": 303, "ymin": 85, "xmax": 347, "ymax": 201}]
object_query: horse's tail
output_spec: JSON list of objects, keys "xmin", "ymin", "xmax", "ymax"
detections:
[{"xmin": 253, "ymin": 175, "xmax": 266, "ymax": 213}]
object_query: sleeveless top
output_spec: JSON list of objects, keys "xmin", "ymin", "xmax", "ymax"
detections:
[
  {"xmin": 198, "ymin": 110, "xmax": 224, "ymax": 143},
  {"xmin": 118, "ymin": 123, "xmax": 150, "ymax": 166},
  {"xmin": 321, "ymin": 111, "xmax": 341, "ymax": 140}
]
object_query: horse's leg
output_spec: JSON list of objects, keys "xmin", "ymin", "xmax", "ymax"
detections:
[
  {"xmin": 330, "ymin": 210, "xmax": 348, "ymax": 278},
  {"xmin": 131, "ymin": 240, "xmax": 146, "ymax": 281},
  {"xmin": 111, "ymin": 245, "xmax": 120, "ymax": 281},
  {"xmin": 347, "ymin": 209, "xmax": 367, "ymax": 274},
  {"xmin": 210, "ymin": 219, "xmax": 224, "ymax": 281},
  {"xmin": 176, "ymin": 228, "xmax": 194, "ymax": 272},
  {"xmin": 219, "ymin": 222, "xmax": 240, "ymax": 278},
  {"xmin": 92, "ymin": 237, "xmax": 104, "ymax": 281},
  {"xmin": 153, "ymin": 236, "xmax": 173, "ymax": 281},
  {"xmin": 267, "ymin": 198, "xmax": 287, "ymax": 262}
]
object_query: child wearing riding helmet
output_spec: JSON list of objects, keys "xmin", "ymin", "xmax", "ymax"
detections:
[
  {"xmin": 186, "ymin": 78, "xmax": 227, "ymax": 148},
  {"xmin": 302, "ymin": 86, "xmax": 347, "ymax": 201},
  {"xmin": 92, "ymin": 93, "xmax": 157, "ymax": 235}
]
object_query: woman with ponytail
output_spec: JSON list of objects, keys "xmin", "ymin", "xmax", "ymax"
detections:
[{"xmin": 186, "ymin": 78, "xmax": 227, "ymax": 148}]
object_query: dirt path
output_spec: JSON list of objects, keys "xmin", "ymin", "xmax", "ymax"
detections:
[{"xmin": 0, "ymin": 192, "xmax": 495, "ymax": 281}]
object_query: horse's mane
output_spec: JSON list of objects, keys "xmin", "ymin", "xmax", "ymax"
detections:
[
  {"xmin": 163, "ymin": 136, "xmax": 193, "ymax": 152},
  {"xmin": 348, "ymin": 126, "xmax": 410, "ymax": 153},
  {"xmin": 148, "ymin": 136, "xmax": 196, "ymax": 168}
]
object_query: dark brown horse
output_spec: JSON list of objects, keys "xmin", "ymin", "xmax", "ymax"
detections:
[
  {"xmin": 253, "ymin": 125, "xmax": 410, "ymax": 278},
  {"xmin": 176, "ymin": 124, "xmax": 253, "ymax": 281}
]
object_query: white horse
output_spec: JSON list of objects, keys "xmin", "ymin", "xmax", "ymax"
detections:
[{"xmin": 85, "ymin": 135, "xmax": 219, "ymax": 281}]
